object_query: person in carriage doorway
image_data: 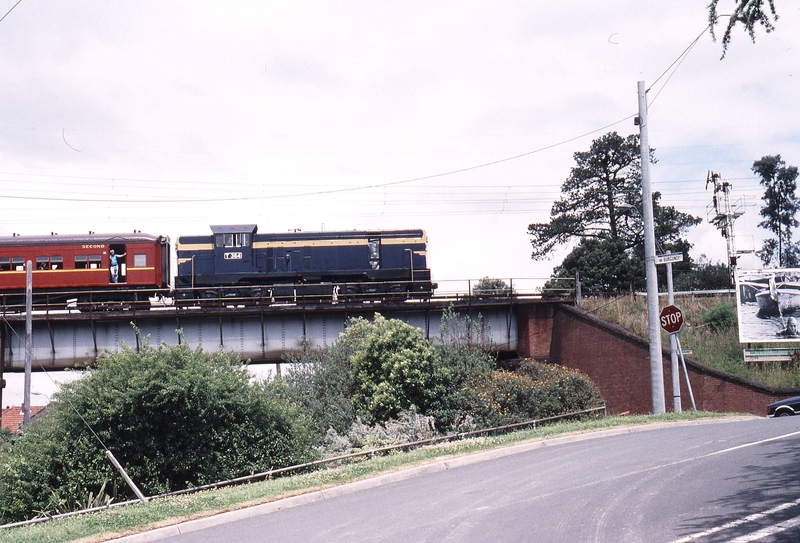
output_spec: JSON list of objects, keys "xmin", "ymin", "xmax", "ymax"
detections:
[{"xmin": 109, "ymin": 249, "xmax": 126, "ymax": 283}]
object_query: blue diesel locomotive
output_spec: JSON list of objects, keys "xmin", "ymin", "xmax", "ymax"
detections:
[{"xmin": 175, "ymin": 225, "xmax": 435, "ymax": 299}]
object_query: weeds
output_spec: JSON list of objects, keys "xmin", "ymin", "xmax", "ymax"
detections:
[{"xmin": 580, "ymin": 294, "xmax": 800, "ymax": 388}]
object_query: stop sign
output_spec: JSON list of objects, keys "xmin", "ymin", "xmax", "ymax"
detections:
[{"xmin": 659, "ymin": 304, "xmax": 684, "ymax": 334}]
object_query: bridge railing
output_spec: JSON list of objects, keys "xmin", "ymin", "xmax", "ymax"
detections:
[{"xmin": 0, "ymin": 277, "xmax": 577, "ymax": 315}]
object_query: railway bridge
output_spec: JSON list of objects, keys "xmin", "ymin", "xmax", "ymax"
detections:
[
  {"xmin": 6, "ymin": 288, "xmax": 800, "ymax": 418},
  {"xmin": 1, "ymin": 290, "xmax": 565, "ymax": 372}
]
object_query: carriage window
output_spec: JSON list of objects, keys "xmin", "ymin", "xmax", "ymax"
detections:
[
  {"xmin": 89, "ymin": 255, "xmax": 102, "ymax": 269},
  {"xmin": 12, "ymin": 257, "xmax": 24, "ymax": 271},
  {"xmin": 0, "ymin": 258, "xmax": 10, "ymax": 271},
  {"xmin": 36, "ymin": 256, "xmax": 63, "ymax": 270},
  {"xmin": 75, "ymin": 255, "xmax": 88, "ymax": 269},
  {"xmin": 134, "ymin": 254, "xmax": 147, "ymax": 267}
]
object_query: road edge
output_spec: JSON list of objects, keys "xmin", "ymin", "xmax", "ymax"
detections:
[{"xmin": 107, "ymin": 416, "xmax": 755, "ymax": 542}]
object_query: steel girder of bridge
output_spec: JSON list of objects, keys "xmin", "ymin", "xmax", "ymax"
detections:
[{"xmin": 0, "ymin": 298, "xmax": 557, "ymax": 371}]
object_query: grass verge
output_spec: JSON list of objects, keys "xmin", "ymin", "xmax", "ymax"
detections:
[{"xmin": 0, "ymin": 410, "xmax": 745, "ymax": 543}]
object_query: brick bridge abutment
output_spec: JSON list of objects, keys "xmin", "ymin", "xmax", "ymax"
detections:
[{"xmin": 520, "ymin": 302, "xmax": 800, "ymax": 416}]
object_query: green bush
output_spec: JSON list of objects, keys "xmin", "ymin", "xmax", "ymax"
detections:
[
  {"xmin": 424, "ymin": 307, "xmax": 496, "ymax": 430},
  {"xmin": 473, "ymin": 277, "xmax": 512, "ymax": 296},
  {"xmin": 0, "ymin": 340, "xmax": 316, "ymax": 523},
  {"xmin": 462, "ymin": 360, "xmax": 603, "ymax": 427},
  {"xmin": 281, "ymin": 317, "xmax": 374, "ymax": 436},
  {"xmin": 351, "ymin": 314, "xmax": 438, "ymax": 424},
  {"xmin": 702, "ymin": 301, "xmax": 738, "ymax": 332},
  {"xmin": 284, "ymin": 309, "xmax": 498, "ymax": 436}
]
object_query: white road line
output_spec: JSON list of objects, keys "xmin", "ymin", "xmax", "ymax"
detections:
[
  {"xmin": 668, "ymin": 430, "xmax": 800, "ymax": 543},
  {"xmin": 701, "ymin": 430, "xmax": 800, "ymax": 459},
  {"xmin": 727, "ymin": 513, "xmax": 800, "ymax": 542},
  {"xmin": 670, "ymin": 499, "xmax": 800, "ymax": 543}
]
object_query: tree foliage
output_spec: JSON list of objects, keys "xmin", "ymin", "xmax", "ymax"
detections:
[
  {"xmin": 529, "ymin": 132, "xmax": 700, "ymax": 262},
  {"xmin": 551, "ymin": 238, "xmax": 643, "ymax": 292},
  {"xmin": 673, "ymin": 255, "xmax": 733, "ymax": 291},
  {"xmin": 531, "ymin": 132, "xmax": 700, "ymax": 293},
  {"xmin": 709, "ymin": 0, "xmax": 779, "ymax": 57},
  {"xmin": 285, "ymin": 309, "xmax": 497, "ymax": 433},
  {"xmin": 281, "ymin": 318, "xmax": 373, "ymax": 436},
  {"xmin": 529, "ymin": 132, "xmax": 647, "ymax": 259},
  {"xmin": 0, "ymin": 340, "xmax": 316, "ymax": 523},
  {"xmin": 473, "ymin": 277, "xmax": 512, "ymax": 297},
  {"xmin": 426, "ymin": 307, "xmax": 496, "ymax": 428},
  {"xmin": 753, "ymin": 154, "xmax": 800, "ymax": 267},
  {"xmin": 701, "ymin": 301, "xmax": 738, "ymax": 332}
]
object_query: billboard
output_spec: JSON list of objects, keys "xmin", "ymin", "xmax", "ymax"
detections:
[{"xmin": 735, "ymin": 268, "xmax": 800, "ymax": 343}]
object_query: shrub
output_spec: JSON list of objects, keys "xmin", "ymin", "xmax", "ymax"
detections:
[
  {"xmin": 319, "ymin": 408, "xmax": 439, "ymax": 457},
  {"xmin": 462, "ymin": 360, "xmax": 603, "ymax": 428},
  {"xmin": 473, "ymin": 277, "xmax": 512, "ymax": 296},
  {"xmin": 0, "ymin": 339, "xmax": 316, "ymax": 523},
  {"xmin": 702, "ymin": 301, "xmax": 738, "ymax": 332},
  {"xmin": 284, "ymin": 309, "xmax": 498, "ymax": 434},
  {"xmin": 351, "ymin": 314, "xmax": 438, "ymax": 424},
  {"xmin": 425, "ymin": 307, "xmax": 496, "ymax": 430},
  {"xmin": 281, "ymin": 318, "xmax": 374, "ymax": 437}
]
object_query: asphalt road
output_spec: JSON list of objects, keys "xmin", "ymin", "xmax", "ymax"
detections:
[{"xmin": 117, "ymin": 417, "xmax": 800, "ymax": 543}]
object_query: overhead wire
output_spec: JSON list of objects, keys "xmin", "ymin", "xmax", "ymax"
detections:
[
  {"xmin": 0, "ymin": 114, "xmax": 636, "ymax": 204},
  {"xmin": 0, "ymin": 18, "xmax": 767, "ymax": 219},
  {"xmin": 0, "ymin": 0, "xmax": 23, "ymax": 24}
]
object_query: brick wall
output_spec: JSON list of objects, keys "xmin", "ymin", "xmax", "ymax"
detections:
[
  {"xmin": 516, "ymin": 303, "xmax": 556, "ymax": 360},
  {"xmin": 547, "ymin": 304, "xmax": 800, "ymax": 416}
]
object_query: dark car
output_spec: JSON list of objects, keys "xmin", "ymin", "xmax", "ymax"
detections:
[{"xmin": 767, "ymin": 395, "xmax": 800, "ymax": 417}]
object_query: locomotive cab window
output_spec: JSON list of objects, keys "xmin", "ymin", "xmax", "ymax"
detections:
[
  {"xmin": 216, "ymin": 233, "xmax": 250, "ymax": 248},
  {"xmin": 0, "ymin": 258, "xmax": 10, "ymax": 271},
  {"xmin": 368, "ymin": 238, "xmax": 380, "ymax": 270}
]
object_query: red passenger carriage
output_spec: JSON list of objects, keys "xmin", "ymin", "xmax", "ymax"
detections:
[{"xmin": 0, "ymin": 232, "xmax": 170, "ymax": 305}]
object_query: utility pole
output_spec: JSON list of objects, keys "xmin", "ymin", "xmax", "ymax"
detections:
[
  {"xmin": 636, "ymin": 81, "xmax": 666, "ymax": 414},
  {"xmin": 24, "ymin": 260, "xmax": 32, "ymax": 425}
]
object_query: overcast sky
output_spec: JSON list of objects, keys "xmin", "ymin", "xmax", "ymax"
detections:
[
  {"xmin": 3, "ymin": 2, "xmax": 800, "ymax": 407},
  {"xmin": 1, "ymin": 1, "xmax": 799, "ymax": 288}
]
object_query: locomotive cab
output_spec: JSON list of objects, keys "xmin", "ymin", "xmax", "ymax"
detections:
[{"xmin": 211, "ymin": 224, "xmax": 257, "ymax": 278}]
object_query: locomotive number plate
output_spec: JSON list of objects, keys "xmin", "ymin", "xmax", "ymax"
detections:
[{"xmin": 224, "ymin": 252, "xmax": 243, "ymax": 260}]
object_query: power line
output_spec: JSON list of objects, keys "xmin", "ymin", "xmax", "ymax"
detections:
[
  {"xmin": 0, "ymin": 0, "xmax": 23, "ymax": 24},
  {"xmin": 0, "ymin": 117, "xmax": 635, "ymax": 204}
]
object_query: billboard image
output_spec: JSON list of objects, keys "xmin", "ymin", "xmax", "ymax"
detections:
[{"xmin": 735, "ymin": 268, "xmax": 800, "ymax": 343}]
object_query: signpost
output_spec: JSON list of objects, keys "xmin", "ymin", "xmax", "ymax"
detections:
[
  {"xmin": 655, "ymin": 250, "xmax": 695, "ymax": 412},
  {"xmin": 655, "ymin": 252, "xmax": 684, "ymax": 265},
  {"xmin": 659, "ymin": 304, "xmax": 684, "ymax": 334}
]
